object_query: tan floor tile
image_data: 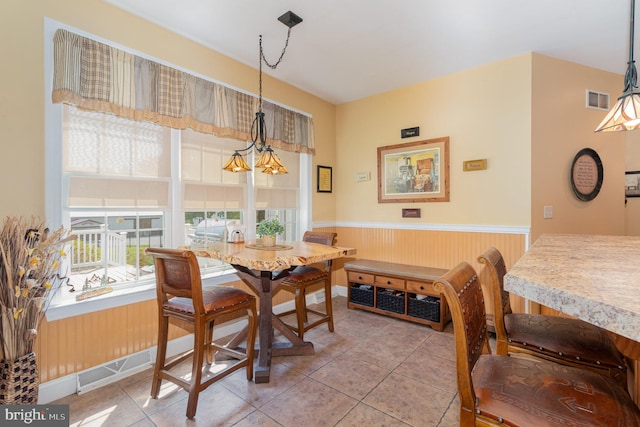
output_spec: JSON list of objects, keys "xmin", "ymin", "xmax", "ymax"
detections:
[
  {"xmin": 148, "ymin": 382, "xmax": 255, "ymax": 426},
  {"xmin": 394, "ymin": 352, "xmax": 457, "ymax": 393},
  {"xmin": 128, "ymin": 419, "xmax": 156, "ymax": 427},
  {"xmin": 309, "ymin": 353, "xmax": 391, "ymax": 400},
  {"xmin": 273, "ymin": 340, "xmax": 341, "ymax": 376},
  {"xmin": 120, "ymin": 368, "xmax": 189, "ymax": 416},
  {"xmin": 343, "ymin": 337, "xmax": 414, "ymax": 371},
  {"xmin": 233, "ymin": 410, "xmax": 283, "ymax": 426},
  {"xmin": 55, "ymin": 383, "xmax": 148, "ymax": 427},
  {"xmin": 363, "ymin": 372, "xmax": 456, "ymax": 427},
  {"xmin": 438, "ymin": 394, "xmax": 460, "ymax": 427},
  {"xmin": 414, "ymin": 332, "xmax": 456, "ymax": 360},
  {"xmin": 336, "ymin": 403, "xmax": 411, "ymax": 426},
  {"xmin": 381, "ymin": 316, "xmax": 437, "ymax": 336},
  {"xmin": 220, "ymin": 361, "xmax": 306, "ymax": 408},
  {"xmin": 261, "ymin": 377, "xmax": 357, "ymax": 426}
]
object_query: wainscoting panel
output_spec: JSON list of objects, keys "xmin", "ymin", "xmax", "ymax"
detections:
[{"xmin": 35, "ymin": 224, "xmax": 528, "ymax": 385}]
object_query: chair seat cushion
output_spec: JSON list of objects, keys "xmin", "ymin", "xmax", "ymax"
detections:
[
  {"xmin": 473, "ymin": 354, "xmax": 640, "ymax": 427},
  {"xmin": 164, "ymin": 286, "xmax": 254, "ymax": 315},
  {"xmin": 283, "ymin": 265, "xmax": 329, "ymax": 285},
  {"xmin": 505, "ymin": 313, "xmax": 625, "ymax": 369}
]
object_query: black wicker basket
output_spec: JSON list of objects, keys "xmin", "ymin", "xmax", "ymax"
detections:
[
  {"xmin": 408, "ymin": 295, "xmax": 440, "ymax": 322},
  {"xmin": 349, "ymin": 284, "xmax": 374, "ymax": 307},
  {"xmin": 377, "ymin": 289, "xmax": 405, "ymax": 314}
]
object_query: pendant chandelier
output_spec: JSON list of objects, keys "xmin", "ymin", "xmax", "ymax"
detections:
[
  {"xmin": 224, "ymin": 11, "xmax": 303, "ymax": 173},
  {"xmin": 595, "ymin": 0, "xmax": 640, "ymax": 132}
]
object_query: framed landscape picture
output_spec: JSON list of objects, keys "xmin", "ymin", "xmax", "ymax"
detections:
[{"xmin": 377, "ymin": 136, "xmax": 450, "ymax": 203}]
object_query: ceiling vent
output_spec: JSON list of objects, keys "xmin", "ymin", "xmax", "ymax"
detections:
[{"xmin": 586, "ymin": 89, "xmax": 610, "ymax": 111}]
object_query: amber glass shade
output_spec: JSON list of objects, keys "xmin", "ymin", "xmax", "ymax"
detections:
[
  {"xmin": 255, "ymin": 148, "xmax": 288, "ymax": 174},
  {"xmin": 223, "ymin": 152, "xmax": 252, "ymax": 172},
  {"xmin": 262, "ymin": 164, "xmax": 289, "ymax": 174},
  {"xmin": 594, "ymin": 93, "xmax": 640, "ymax": 132}
]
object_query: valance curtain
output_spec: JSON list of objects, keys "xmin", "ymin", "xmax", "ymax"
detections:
[{"xmin": 51, "ymin": 29, "xmax": 314, "ymax": 154}]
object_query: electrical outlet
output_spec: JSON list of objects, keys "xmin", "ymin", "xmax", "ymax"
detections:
[{"xmin": 543, "ymin": 205, "xmax": 553, "ymax": 219}]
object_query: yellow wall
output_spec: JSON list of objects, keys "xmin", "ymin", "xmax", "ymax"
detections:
[
  {"xmin": 530, "ymin": 55, "xmax": 626, "ymax": 240},
  {"xmin": 0, "ymin": 0, "xmax": 336, "ymax": 221},
  {"xmin": 335, "ymin": 55, "xmax": 532, "ymax": 226}
]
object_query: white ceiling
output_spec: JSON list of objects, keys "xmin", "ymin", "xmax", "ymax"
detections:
[{"xmin": 105, "ymin": 0, "xmax": 634, "ymax": 105}]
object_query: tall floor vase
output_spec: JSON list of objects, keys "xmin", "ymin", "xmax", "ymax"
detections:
[{"xmin": 0, "ymin": 352, "xmax": 39, "ymax": 404}]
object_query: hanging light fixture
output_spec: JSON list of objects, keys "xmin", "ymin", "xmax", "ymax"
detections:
[
  {"xmin": 224, "ymin": 11, "xmax": 303, "ymax": 173},
  {"xmin": 595, "ymin": 0, "xmax": 640, "ymax": 132}
]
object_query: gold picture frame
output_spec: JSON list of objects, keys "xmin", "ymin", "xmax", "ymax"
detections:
[{"xmin": 377, "ymin": 137, "xmax": 450, "ymax": 203}]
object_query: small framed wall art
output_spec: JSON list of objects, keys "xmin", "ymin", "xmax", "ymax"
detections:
[{"xmin": 317, "ymin": 165, "xmax": 332, "ymax": 193}]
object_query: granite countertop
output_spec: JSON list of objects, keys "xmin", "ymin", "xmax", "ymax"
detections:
[{"xmin": 504, "ymin": 233, "xmax": 640, "ymax": 342}]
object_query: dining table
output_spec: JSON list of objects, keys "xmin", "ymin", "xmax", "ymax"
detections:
[
  {"xmin": 504, "ymin": 233, "xmax": 640, "ymax": 404},
  {"xmin": 188, "ymin": 239, "xmax": 357, "ymax": 383}
]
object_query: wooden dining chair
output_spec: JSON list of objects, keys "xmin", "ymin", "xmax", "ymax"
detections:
[
  {"xmin": 276, "ymin": 231, "xmax": 337, "ymax": 340},
  {"xmin": 146, "ymin": 248, "xmax": 257, "ymax": 419},
  {"xmin": 434, "ymin": 261, "xmax": 640, "ymax": 426},
  {"xmin": 478, "ymin": 247, "xmax": 627, "ymax": 386}
]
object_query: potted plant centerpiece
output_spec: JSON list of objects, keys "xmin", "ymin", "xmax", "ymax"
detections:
[
  {"xmin": 0, "ymin": 217, "xmax": 73, "ymax": 404},
  {"xmin": 257, "ymin": 218, "xmax": 284, "ymax": 247}
]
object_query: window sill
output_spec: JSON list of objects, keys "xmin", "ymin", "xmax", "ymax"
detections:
[{"xmin": 46, "ymin": 269, "xmax": 240, "ymax": 321}]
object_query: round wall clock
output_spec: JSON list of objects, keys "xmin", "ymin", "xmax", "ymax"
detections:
[{"xmin": 570, "ymin": 148, "xmax": 603, "ymax": 201}]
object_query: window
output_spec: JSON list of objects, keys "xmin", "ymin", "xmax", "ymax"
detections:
[
  {"xmin": 44, "ymin": 21, "xmax": 311, "ymax": 316},
  {"xmin": 255, "ymin": 149, "xmax": 301, "ymax": 241},
  {"xmin": 53, "ymin": 104, "xmax": 304, "ymax": 306}
]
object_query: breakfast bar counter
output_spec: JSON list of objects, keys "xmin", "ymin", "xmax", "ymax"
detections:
[
  {"xmin": 504, "ymin": 233, "xmax": 640, "ymax": 343},
  {"xmin": 504, "ymin": 233, "xmax": 640, "ymax": 404}
]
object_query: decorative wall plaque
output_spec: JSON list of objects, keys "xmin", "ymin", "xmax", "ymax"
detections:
[{"xmin": 570, "ymin": 148, "xmax": 603, "ymax": 201}]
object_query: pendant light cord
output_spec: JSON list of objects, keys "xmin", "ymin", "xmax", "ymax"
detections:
[
  {"xmin": 625, "ymin": 0, "xmax": 638, "ymax": 94},
  {"xmin": 257, "ymin": 28, "xmax": 293, "ymax": 111}
]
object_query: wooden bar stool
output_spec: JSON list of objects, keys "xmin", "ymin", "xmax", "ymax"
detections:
[
  {"xmin": 434, "ymin": 261, "xmax": 640, "ymax": 426},
  {"xmin": 276, "ymin": 231, "xmax": 337, "ymax": 340},
  {"xmin": 146, "ymin": 248, "xmax": 257, "ymax": 419},
  {"xmin": 478, "ymin": 247, "xmax": 627, "ymax": 386}
]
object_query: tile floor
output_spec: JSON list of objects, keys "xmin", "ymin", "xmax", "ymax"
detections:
[{"xmin": 53, "ymin": 296, "xmax": 467, "ymax": 426}]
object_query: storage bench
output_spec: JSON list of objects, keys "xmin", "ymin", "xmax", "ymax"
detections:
[{"xmin": 344, "ymin": 259, "xmax": 451, "ymax": 331}]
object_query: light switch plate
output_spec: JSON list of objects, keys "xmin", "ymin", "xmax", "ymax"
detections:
[
  {"xmin": 355, "ymin": 172, "xmax": 370, "ymax": 182},
  {"xmin": 543, "ymin": 205, "xmax": 553, "ymax": 219}
]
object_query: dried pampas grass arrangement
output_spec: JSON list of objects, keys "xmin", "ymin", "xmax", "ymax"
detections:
[{"xmin": 0, "ymin": 217, "xmax": 73, "ymax": 361}]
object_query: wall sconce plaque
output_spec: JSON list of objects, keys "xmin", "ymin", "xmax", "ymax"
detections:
[
  {"xmin": 463, "ymin": 159, "xmax": 487, "ymax": 171},
  {"xmin": 317, "ymin": 165, "xmax": 332, "ymax": 193},
  {"xmin": 401, "ymin": 127, "xmax": 420, "ymax": 138},
  {"xmin": 402, "ymin": 208, "xmax": 421, "ymax": 218},
  {"xmin": 570, "ymin": 148, "xmax": 603, "ymax": 201}
]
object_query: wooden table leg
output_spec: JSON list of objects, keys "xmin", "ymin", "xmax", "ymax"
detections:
[
  {"xmin": 254, "ymin": 271, "xmax": 273, "ymax": 383},
  {"xmin": 271, "ymin": 313, "xmax": 314, "ymax": 357},
  {"xmin": 233, "ymin": 266, "xmax": 314, "ymax": 384}
]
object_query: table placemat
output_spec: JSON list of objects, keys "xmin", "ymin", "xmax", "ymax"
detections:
[{"xmin": 245, "ymin": 243, "xmax": 293, "ymax": 251}]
